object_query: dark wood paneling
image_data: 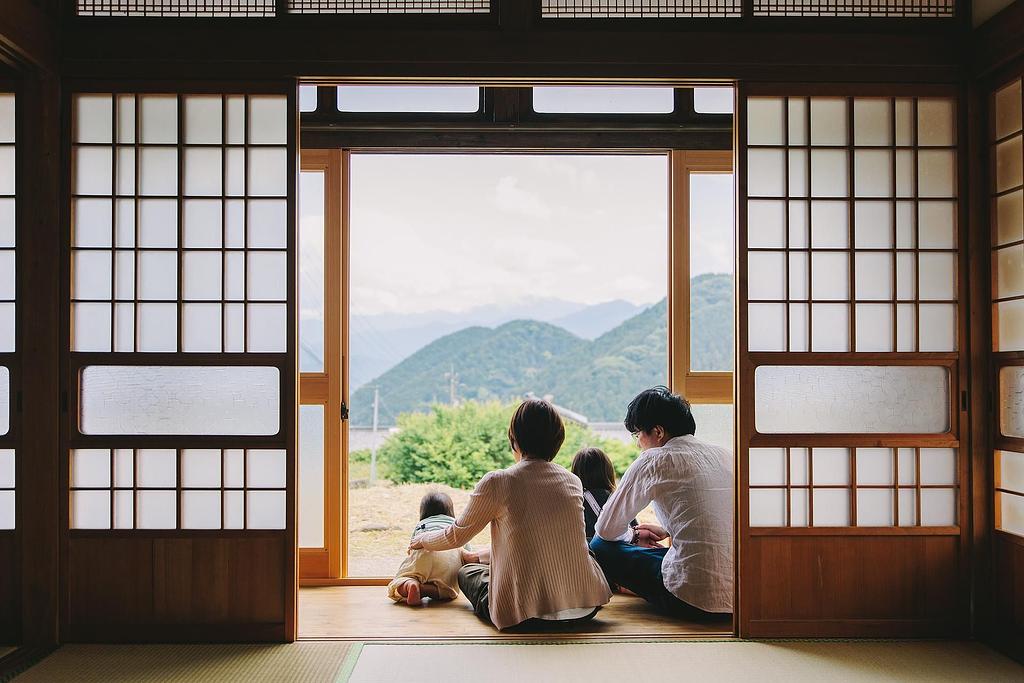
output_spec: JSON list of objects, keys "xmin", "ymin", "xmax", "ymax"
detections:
[
  {"xmin": 0, "ymin": 533, "xmax": 19, "ymax": 642},
  {"xmin": 60, "ymin": 25, "xmax": 964, "ymax": 83},
  {"xmin": 0, "ymin": 0, "xmax": 57, "ymax": 71},
  {"xmin": 745, "ymin": 536, "xmax": 960, "ymax": 637},
  {"xmin": 65, "ymin": 535, "xmax": 287, "ymax": 642},
  {"xmin": 993, "ymin": 534, "xmax": 1024, "ymax": 664}
]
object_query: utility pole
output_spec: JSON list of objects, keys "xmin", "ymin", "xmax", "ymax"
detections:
[{"xmin": 370, "ymin": 386, "xmax": 379, "ymax": 485}]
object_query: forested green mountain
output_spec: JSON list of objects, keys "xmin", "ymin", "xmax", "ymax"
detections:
[{"xmin": 350, "ymin": 273, "xmax": 732, "ymax": 425}]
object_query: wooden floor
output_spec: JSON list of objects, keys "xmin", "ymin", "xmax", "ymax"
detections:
[{"xmin": 299, "ymin": 586, "xmax": 732, "ymax": 640}]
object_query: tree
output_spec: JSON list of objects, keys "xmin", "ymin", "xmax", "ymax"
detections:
[{"xmin": 380, "ymin": 400, "xmax": 641, "ymax": 489}]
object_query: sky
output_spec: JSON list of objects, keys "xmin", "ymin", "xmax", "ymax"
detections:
[{"xmin": 306, "ymin": 153, "xmax": 735, "ymax": 317}]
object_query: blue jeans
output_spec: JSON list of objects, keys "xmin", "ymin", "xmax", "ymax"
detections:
[{"xmin": 589, "ymin": 537, "xmax": 716, "ymax": 620}]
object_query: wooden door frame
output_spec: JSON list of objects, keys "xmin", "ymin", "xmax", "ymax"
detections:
[{"xmin": 298, "ymin": 149, "xmax": 346, "ymax": 581}]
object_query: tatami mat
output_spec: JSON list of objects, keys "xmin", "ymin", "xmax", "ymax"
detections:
[
  {"xmin": 348, "ymin": 640, "xmax": 1023, "ymax": 683},
  {"xmin": 11, "ymin": 643, "xmax": 353, "ymax": 683}
]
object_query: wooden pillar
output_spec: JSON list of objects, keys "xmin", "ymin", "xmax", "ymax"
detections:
[{"xmin": 18, "ymin": 68, "xmax": 61, "ymax": 647}]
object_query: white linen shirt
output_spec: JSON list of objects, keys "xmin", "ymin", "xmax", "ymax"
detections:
[{"xmin": 595, "ymin": 434, "xmax": 734, "ymax": 613}]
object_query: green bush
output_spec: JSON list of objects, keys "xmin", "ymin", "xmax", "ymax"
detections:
[{"xmin": 380, "ymin": 400, "xmax": 640, "ymax": 489}]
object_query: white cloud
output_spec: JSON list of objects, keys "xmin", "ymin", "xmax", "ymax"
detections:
[{"xmin": 493, "ymin": 175, "xmax": 552, "ymax": 220}]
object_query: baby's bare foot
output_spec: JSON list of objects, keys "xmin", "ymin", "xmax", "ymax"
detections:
[{"xmin": 402, "ymin": 580, "xmax": 422, "ymax": 606}]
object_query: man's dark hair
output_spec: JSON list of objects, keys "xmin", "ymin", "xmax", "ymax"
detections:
[
  {"xmin": 570, "ymin": 447, "xmax": 617, "ymax": 492},
  {"xmin": 508, "ymin": 399, "xmax": 565, "ymax": 462},
  {"xmin": 623, "ymin": 386, "xmax": 696, "ymax": 438},
  {"xmin": 419, "ymin": 491, "xmax": 455, "ymax": 520}
]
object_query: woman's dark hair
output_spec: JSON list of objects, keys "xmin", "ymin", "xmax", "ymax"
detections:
[
  {"xmin": 419, "ymin": 491, "xmax": 455, "ymax": 519},
  {"xmin": 507, "ymin": 399, "xmax": 565, "ymax": 462},
  {"xmin": 570, "ymin": 447, "xmax": 617, "ymax": 492},
  {"xmin": 623, "ymin": 385, "xmax": 696, "ymax": 438}
]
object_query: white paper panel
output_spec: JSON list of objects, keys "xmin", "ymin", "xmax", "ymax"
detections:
[{"xmin": 1000, "ymin": 366, "xmax": 1024, "ymax": 438}]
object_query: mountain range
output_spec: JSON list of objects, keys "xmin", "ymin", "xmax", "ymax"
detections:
[{"xmin": 348, "ymin": 273, "xmax": 732, "ymax": 425}]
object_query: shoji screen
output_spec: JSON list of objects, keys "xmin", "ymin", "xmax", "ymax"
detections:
[
  {"xmin": 64, "ymin": 86, "xmax": 297, "ymax": 642},
  {"xmin": 738, "ymin": 85, "xmax": 966, "ymax": 637},
  {"xmin": 0, "ymin": 91, "xmax": 18, "ymax": 643},
  {"xmin": 991, "ymin": 75, "xmax": 1024, "ymax": 655}
]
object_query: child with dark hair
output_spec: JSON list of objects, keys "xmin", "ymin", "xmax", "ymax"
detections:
[
  {"xmin": 570, "ymin": 447, "xmax": 637, "ymax": 542},
  {"xmin": 388, "ymin": 490, "xmax": 473, "ymax": 606}
]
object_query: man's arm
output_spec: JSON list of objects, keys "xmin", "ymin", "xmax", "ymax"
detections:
[{"xmin": 595, "ymin": 455, "xmax": 653, "ymax": 542}]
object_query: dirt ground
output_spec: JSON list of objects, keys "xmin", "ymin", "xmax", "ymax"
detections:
[{"xmin": 346, "ymin": 480, "xmax": 658, "ymax": 577}]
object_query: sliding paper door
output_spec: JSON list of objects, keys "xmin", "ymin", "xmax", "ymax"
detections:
[
  {"xmin": 991, "ymin": 74, "xmax": 1024, "ymax": 657},
  {"xmin": 63, "ymin": 85, "xmax": 297, "ymax": 641},
  {"xmin": 737, "ymin": 85, "xmax": 967, "ymax": 637}
]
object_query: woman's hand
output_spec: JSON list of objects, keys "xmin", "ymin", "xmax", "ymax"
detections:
[{"xmin": 635, "ymin": 523, "xmax": 669, "ymax": 547}]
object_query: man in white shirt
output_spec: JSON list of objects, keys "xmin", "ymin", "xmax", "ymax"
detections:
[{"xmin": 591, "ymin": 386, "xmax": 734, "ymax": 618}]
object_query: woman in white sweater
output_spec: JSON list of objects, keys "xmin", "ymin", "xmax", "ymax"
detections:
[{"xmin": 410, "ymin": 399, "xmax": 611, "ymax": 630}]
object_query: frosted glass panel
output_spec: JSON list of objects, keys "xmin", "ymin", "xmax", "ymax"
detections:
[
  {"xmin": 80, "ymin": 365, "xmax": 280, "ymax": 435},
  {"xmin": 788, "ymin": 150, "xmax": 808, "ymax": 197},
  {"xmin": 73, "ymin": 302, "xmax": 111, "ymax": 352},
  {"xmin": 248, "ymin": 200, "xmax": 288, "ymax": 248},
  {"xmin": 0, "ymin": 449, "xmax": 13, "ymax": 488},
  {"xmin": 224, "ymin": 490, "xmax": 244, "ymax": 529},
  {"xmin": 300, "ymin": 405, "xmax": 325, "ymax": 548},
  {"xmin": 790, "ymin": 447, "xmax": 809, "ymax": 485},
  {"xmin": 749, "ymin": 488, "xmax": 786, "ymax": 527},
  {"xmin": 810, "ymin": 252, "xmax": 848, "ymax": 299},
  {"xmin": 918, "ymin": 252, "xmax": 956, "ymax": 300},
  {"xmin": 183, "ymin": 252, "xmax": 222, "ymax": 300},
  {"xmin": 855, "ymin": 253, "xmax": 893, "ymax": 300},
  {"xmin": 114, "ymin": 448, "xmax": 133, "ymax": 486},
  {"xmin": 114, "ymin": 490, "xmax": 133, "ymax": 529},
  {"xmin": 247, "ymin": 303, "xmax": 287, "ymax": 352},
  {"xmin": 898, "ymin": 489, "xmax": 917, "ymax": 526},
  {"xmin": 73, "ymin": 250, "xmax": 112, "ymax": 300},
  {"xmin": 137, "ymin": 303, "xmax": 176, "ymax": 352},
  {"xmin": 755, "ymin": 365, "xmax": 950, "ymax": 433},
  {"xmin": 0, "ymin": 368, "xmax": 7, "ymax": 436},
  {"xmin": 790, "ymin": 488, "xmax": 809, "ymax": 527},
  {"xmin": 996, "ymin": 450, "xmax": 1024, "ymax": 495},
  {"xmin": 74, "ymin": 147, "xmax": 112, "ymax": 195},
  {"xmin": 224, "ymin": 448, "xmax": 244, "ymax": 488},
  {"xmin": 341, "ymin": 86, "xmax": 482, "ymax": 114},
  {"xmin": 138, "ymin": 251, "xmax": 177, "ymax": 300},
  {"xmin": 247, "ymin": 251, "xmax": 287, "ymax": 301},
  {"xmin": 812, "ymin": 489, "xmax": 850, "ymax": 526},
  {"xmin": 1000, "ymin": 366, "xmax": 1024, "ymax": 438},
  {"xmin": 183, "ymin": 304, "xmax": 221, "ymax": 352},
  {"xmin": 918, "ymin": 201, "xmax": 956, "ymax": 249}
]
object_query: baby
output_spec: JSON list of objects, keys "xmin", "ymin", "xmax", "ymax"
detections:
[{"xmin": 388, "ymin": 491, "xmax": 469, "ymax": 606}]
